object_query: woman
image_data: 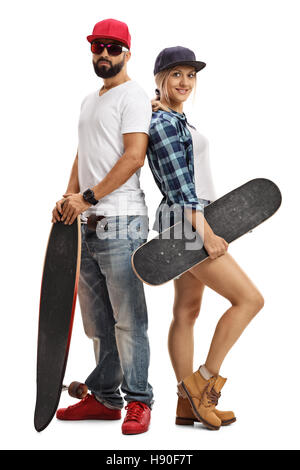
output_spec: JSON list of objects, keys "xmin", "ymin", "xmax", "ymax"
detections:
[{"xmin": 147, "ymin": 46, "xmax": 264, "ymax": 431}]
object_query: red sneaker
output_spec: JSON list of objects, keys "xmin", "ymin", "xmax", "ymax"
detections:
[
  {"xmin": 56, "ymin": 394, "xmax": 121, "ymax": 421},
  {"xmin": 121, "ymin": 401, "xmax": 151, "ymax": 435}
]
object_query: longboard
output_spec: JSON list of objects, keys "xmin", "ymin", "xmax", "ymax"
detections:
[
  {"xmin": 132, "ymin": 178, "xmax": 282, "ymax": 286},
  {"xmin": 34, "ymin": 217, "xmax": 81, "ymax": 432}
]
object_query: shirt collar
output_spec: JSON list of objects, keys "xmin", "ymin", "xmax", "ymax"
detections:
[{"xmin": 167, "ymin": 107, "xmax": 187, "ymax": 123}]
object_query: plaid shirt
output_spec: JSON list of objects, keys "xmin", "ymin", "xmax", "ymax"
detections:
[{"xmin": 147, "ymin": 109, "xmax": 205, "ymax": 221}]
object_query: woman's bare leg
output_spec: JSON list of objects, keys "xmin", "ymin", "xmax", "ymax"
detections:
[
  {"xmin": 168, "ymin": 271, "xmax": 205, "ymax": 381},
  {"xmin": 189, "ymin": 251, "xmax": 264, "ymax": 375}
]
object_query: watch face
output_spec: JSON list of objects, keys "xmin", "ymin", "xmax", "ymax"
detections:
[
  {"xmin": 83, "ymin": 189, "xmax": 98, "ymax": 205},
  {"xmin": 84, "ymin": 189, "xmax": 93, "ymax": 198}
]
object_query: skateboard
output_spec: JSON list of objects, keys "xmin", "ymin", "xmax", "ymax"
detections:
[
  {"xmin": 34, "ymin": 217, "xmax": 83, "ymax": 432},
  {"xmin": 132, "ymin": 178, "xmax": 282, "ymax": 286}
]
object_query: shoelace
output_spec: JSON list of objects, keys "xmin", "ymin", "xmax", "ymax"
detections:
[
  {"xmin": 124, "ymin": 402, "xmax": 147, "ymax": 422},
  {"xmin": 199, "ymin": 380, "xmax": 221, "ymax": 408},
  {"xmin": 206, "ymin": 388, "xmax": 221, "ymax": 406},
  {"xmin": 68, "ymin": 394, "xmax": 91, "ymax": 409}
]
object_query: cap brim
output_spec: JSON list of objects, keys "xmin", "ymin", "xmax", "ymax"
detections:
[
  {"xmin": 155, "ymin": 60, "xmax": 206, "ymax": 75},
  {"xmin": 87, "ymin": 34, "xmax": 130, "ymax": 49}
]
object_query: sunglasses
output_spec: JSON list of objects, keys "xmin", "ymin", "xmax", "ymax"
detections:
[{"xmin": 91, "ymin": 42, "xmax": 129, "ymax": 56}]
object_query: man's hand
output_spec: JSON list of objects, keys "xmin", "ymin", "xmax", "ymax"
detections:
[
  {"xmin": 151, "ymin": 99, "xmax": 169, "ymax": 112},
  {"xmin": 59, "ymin": 193, "xmax": 91, "ymax": 225},
  {"xmin": 52, "ymin": 197, "xmax": 66, "ymax": 223}
]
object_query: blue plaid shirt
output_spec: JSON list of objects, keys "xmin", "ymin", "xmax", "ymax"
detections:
[{"xmin": 147, "ymin": 109, "xmax": 205, "ymax": 230}]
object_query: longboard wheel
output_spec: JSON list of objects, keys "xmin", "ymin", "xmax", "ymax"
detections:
[{"xmin": 68, "ymin": 381, "xmax": 88, "ymax": 399}]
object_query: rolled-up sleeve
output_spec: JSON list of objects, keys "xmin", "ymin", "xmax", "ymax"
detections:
[{"xmin": 149, "ymin": 118, "xmax": 204, "ymax": 213}]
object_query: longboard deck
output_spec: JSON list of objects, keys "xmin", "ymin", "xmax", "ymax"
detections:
[
  {"xmin": 34, "ymin": 217, "xmax": 81, "ymax": 432},
  {"xmin": 132, "ymin": 178, "xmax": 282, "ymax": 286}
]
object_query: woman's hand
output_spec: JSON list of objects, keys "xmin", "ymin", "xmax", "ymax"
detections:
[{"xmin": 203, "ymin": 233, "xmax": 229, "ymax": 260}]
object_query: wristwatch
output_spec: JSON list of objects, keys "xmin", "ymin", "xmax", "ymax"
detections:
[{"xmin": 82, "ymin": 188, "xmax": 99, "ymax": 206}]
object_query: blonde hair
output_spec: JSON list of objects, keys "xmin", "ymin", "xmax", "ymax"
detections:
[{"xmin": 154, "ymin": 69, "xmax": 173, "ymax": 105}]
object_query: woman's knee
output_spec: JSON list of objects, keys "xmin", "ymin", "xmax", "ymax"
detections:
[
  {"xmin": 173, "ymin": 299, "xmax": 201, "ymax": 324},
  {"xmin": 234, "ymin": 289, "xmax": 264, "ymax": 317},
  {"xmin": 247, "ymin": 290, "xmax": 264, "ymax": 313}
]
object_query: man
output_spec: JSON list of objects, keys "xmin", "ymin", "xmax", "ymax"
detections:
[{"xmin": 52, "ymin": 18, "xmax": 153, "ymax": 435}]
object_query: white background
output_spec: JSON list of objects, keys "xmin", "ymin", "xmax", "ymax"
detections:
[{"xmin": 1, "ymin": 0, "xmax": 299, "ymax": 451}]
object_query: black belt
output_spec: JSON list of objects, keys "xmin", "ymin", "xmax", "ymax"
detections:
[{"xmin": 87, "ymin": 214, "xmax": 107, "ymax": 231}]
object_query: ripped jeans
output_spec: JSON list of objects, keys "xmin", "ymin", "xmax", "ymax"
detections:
[{"xmin": 77, "ymin": 215, "xmax": 154, "ymax": 410}]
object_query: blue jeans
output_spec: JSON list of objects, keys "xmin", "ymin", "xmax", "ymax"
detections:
[{"xmin": 77, "ymin": 215, "xmax": 154, "ymax": 410}]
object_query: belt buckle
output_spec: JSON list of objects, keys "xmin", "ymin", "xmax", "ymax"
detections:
[{"xmin": 87, "ymin": 214, "xmax": 106, "ymax": 232}]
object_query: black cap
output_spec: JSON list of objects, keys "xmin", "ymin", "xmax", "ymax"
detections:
[{"xmin": 154, "ymin": 46, "xmax": 206, "ymax": 75}]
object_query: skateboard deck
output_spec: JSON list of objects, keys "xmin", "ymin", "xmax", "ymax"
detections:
[
  {"xmin": 132, "ymin": 178, "xmax": 282, "ymax": 286},
  {"xmin": 34, "ymin": 217, "xmax": 81, "ymax": 432}
]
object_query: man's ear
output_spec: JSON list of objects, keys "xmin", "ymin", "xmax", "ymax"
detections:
[{"xmin": 125, "ymin": 51, "xmax": 131, "ymax": 63}]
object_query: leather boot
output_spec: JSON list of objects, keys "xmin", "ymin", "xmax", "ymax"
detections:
[
  {"xmin": 175, "ymin": 395, "xmax": 236, "ymax": 427},
  {"xmin": 178, "ymin": 369, "xmax": 229, "ymax": 430}
]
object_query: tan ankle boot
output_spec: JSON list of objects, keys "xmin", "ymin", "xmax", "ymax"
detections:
[
  {"xmin": 178, "ymin": 370, "xmax": 229, "ymax": 430},
  {"xmin": 175, "ymin": 396, "xmax": 236, "ymax": 427}
]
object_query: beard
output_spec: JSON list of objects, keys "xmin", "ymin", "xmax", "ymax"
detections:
[{"xmin": 93, "ymin": 54, "xmax": 126, "ymax": 78}]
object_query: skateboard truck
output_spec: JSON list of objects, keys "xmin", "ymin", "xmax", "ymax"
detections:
[{"xmin": 62, "ymin": 381, "xmax": 88, "ymax": 399}]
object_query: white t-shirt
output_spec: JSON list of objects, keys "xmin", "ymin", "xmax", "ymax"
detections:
[
  {"xmin": 187, "ymin": 124, "xmax": 217, "ymax": 202},
  {"xmin": 77, "ymin": 80, "xmax": 152, "ymax": 221}
]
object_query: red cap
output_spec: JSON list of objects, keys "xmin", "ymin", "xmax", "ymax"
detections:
[{"xmin": 87, "ymin": 19, "xmax": 131, "ymax": 49}]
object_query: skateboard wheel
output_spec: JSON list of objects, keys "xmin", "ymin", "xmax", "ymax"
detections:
[{"xmin": 68, "ymin": 381, "xmax": 88, "ymax": 399}]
